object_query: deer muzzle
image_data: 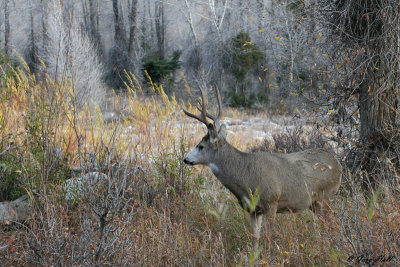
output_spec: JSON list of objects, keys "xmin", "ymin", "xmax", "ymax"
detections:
[{"xmin": 183, "ymin": 158, "xmax": 194, "ymax": 165}]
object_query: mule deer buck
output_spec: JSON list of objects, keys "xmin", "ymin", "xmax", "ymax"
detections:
[{"xmin": 182, "ymin": 88, "xmax": 342, "ymax": 251}]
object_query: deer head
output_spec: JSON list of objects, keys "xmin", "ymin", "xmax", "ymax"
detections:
[{"xmin": 182, "ymin": 87, "xmax": 227, "ymax": 166}]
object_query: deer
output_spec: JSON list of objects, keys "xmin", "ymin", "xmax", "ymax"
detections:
[{"xmin": 182, "ymin": 87, "xmax": 342, "ymax": 252}]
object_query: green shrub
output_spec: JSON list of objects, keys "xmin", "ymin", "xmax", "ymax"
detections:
[
  {"xmin": 0, "ymin": 154, "xmax": 24, "ymax": 201},
  {"xmin": 142, "ymin": 50, "xmax": 182, "ymax": 87},
  {"xmin": 225, "ymin": 32, "xmax": 264, "ymax": 107},
  {"xmin": 230, "ymin": 32, "xmax": 264, "ymax": 83}
]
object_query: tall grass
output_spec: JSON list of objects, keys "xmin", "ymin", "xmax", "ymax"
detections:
[{"xmin": 0, "ymin": 66, "xmax": 399, "ymax": 266}]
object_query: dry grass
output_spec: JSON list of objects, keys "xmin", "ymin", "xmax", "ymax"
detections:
[{"xmin": 1, "ymin": 68, "xmax": 399, "ymax": 266}]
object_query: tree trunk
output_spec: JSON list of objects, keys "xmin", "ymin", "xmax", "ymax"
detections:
[
  {"xmin": 155, "ymin": 0, "xmax": 165, "ymax": 58},
  {"xmin": 112, "ymin": 0, "xmax": 122, "ymax": 43},
  {"xmin": 81, "ymin": 0, "xmax": 89, "ymax": 30},
  {"xmin": 128, "ymin": 0, "xmax": 137, "ymax": 57},
  {"xmin": 89, "ymin": 0, "xmax": 99, "ymax": 41},
  {"xmin": 4, "ymin": 0, "xmax": 10, "ymax": 55},
  {"xmin": 359, "ymin": 75, "xmax": 398, "ymax": 142},
  {"xmin": 323, "ymin": 0, "xmax": 400, "ymax": 187},
  {"xmin": 183, "ymin": 0, "xmax": 202, "ymax": 72},
  {"xmin": 28, "ymin": 7, "xmax": 38, "ymax": 72},
  {"xmin": 40, "ymin": 0, "xmax": 48, "ymax": 48}
]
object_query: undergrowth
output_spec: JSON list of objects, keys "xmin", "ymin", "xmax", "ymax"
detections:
[{"xmin": 0, "ymin": 65, "xmax": 399, "ymax": 266}]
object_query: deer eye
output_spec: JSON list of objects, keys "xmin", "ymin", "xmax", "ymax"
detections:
[{"xmin": 198, "ymin": 144, "xmax": 204, "ymax": 150}]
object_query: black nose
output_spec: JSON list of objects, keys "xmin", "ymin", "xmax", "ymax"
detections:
[{"xmin": 183, "ymin": 158, "xmax": 192, "ymax": 165}]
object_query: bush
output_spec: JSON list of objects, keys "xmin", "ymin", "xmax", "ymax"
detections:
[{"xmin": 142, "ymin": 50, "xmax": 182, "ymax": 88}]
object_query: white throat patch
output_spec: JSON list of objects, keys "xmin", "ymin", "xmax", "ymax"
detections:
[{"xmin": 209, "ymin": 163, "xmax": 219, "ymax": 174}]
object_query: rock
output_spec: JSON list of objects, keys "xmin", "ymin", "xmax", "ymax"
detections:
[
  {"xmin": 103, "ymin": 111, "xmax": 121, "ymax": 123},
  {"xmin": 0, "ymin": 172, "xmax": 109, "ymax": 223},
  {"xmin": 0, "ymin": 194, "xmax": 31, "ymax": 223},
  {"xmin": 63, "ymin": 172, "xmax": 109, "ymax": 202}
]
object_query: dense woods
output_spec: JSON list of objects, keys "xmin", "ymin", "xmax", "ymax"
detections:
[{"xmin": 1, "ymin": 0, "xmax": 399, "ymax": 266}]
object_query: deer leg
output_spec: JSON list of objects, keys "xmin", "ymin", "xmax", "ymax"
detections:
[
  {"xmin": 250, "ymin": 203, "xmax": 277, "ymax": 253},
  {"xmin": 310, "ymin": 200, "xmax": 323, "ymax": 213},
  {"xmin": 265, "ymin": 203, "xmax": 277, "ymax": 255},
  {"xmin": 265, "ymin": 203, "xmax": 277, "ymax": 223},
  {"xmin": 250, "ymin": 213, "xmax": 263, "ymax": 252}
]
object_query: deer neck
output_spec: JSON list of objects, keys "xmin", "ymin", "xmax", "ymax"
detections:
[{"xmin": 208, "ymin": 140, "xmax": 246, "ymax": 183}]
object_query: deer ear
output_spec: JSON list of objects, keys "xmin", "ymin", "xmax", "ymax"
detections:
[{"xmin": 218, "ymin": 124, "xmax": 227, "ymax": 139}]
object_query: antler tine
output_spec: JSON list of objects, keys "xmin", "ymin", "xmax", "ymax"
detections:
[
  {"xmin": 205, "ymin": 87, "xmax": 223, "ymax": 128},
  {"xmin": 198, "ymin": 88, "xmax": 209, "ymax": 124},
  {"xmin": 182, "ymin": 88, "xmax": 209, "ymax": 125}
]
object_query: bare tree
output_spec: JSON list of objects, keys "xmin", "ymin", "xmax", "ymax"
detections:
[
  {"xmin": 4, "ymin": 0, "xmax": 10, "ymax": 54},
  {"xmin": 112, "ymin": 0, "xmax": 126, "ymax": 47},
  {"xmin": 318, "ymin": 0, "xmax": 400, "ymax": 186},
  {"xmin": 207, "ymin": 0, "xmax": 228, "ymax": 47},
  {"xmin": 39, "ymin": 1, "xmax": 106, "ymax": 105},
  {"xmin": 269, "ymin": 1, "xmax": 315, "ymax": 99},
  {"xmin": 27, "ymin": 3, "xmax": 38, "ymax": 72},
  {"xmin": 81, "ymin": 0, "xmax": 102, "ymax": 53},
  {"xmin": 155, "ymin": 0, "xmax": 165, "ymax": 58},
  {"xmin": 321, "ymin": 0, "xmax": 399, "ymax": 139},
  {"xmin": 128, "ymin": 0, "xmax": 137, "ymax": 57},
  {"xmin": 39, "ymin": 0, "xmax": 49, "ymax": 49},
  {"xmin": 182, "ymin": 0, "xmax": 202, "ymax": 72}
]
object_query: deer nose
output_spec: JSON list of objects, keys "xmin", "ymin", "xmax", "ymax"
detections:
[{"xmin": 183, "ymin": 158, "xmax": 193, "ymax": 165}]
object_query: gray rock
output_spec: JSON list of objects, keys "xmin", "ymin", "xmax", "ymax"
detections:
[
  {"xmin": 0, "ymin": 194, "xmax": 31, "ymax": 223},
  {"xmin": 0, "ymin": 172, "xmax": 109, "ymax": 223},
  {"xmin": 63, "ymin": 172, "xmax": 109, "ymax": 202}
]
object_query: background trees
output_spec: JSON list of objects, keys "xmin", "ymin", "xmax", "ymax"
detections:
[
  {"xmin": 316, "ymin": 0, "xmax": 400, "ymax": 187},
  {"xmin": 0, "ymin": 0, "xmax": 273, "ymax": 102}
]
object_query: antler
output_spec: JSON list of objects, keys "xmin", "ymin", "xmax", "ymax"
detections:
[
  {"xmin": 205, "ymin": 86, "xmax": 223, "ymax": 128},
  {"xmin": 182, "ymin": 87, "xmax": 223, "ymax": 129},
  {"xmin": 182, "ymin": 88, "xmax": 209, "ymax": 126}
]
